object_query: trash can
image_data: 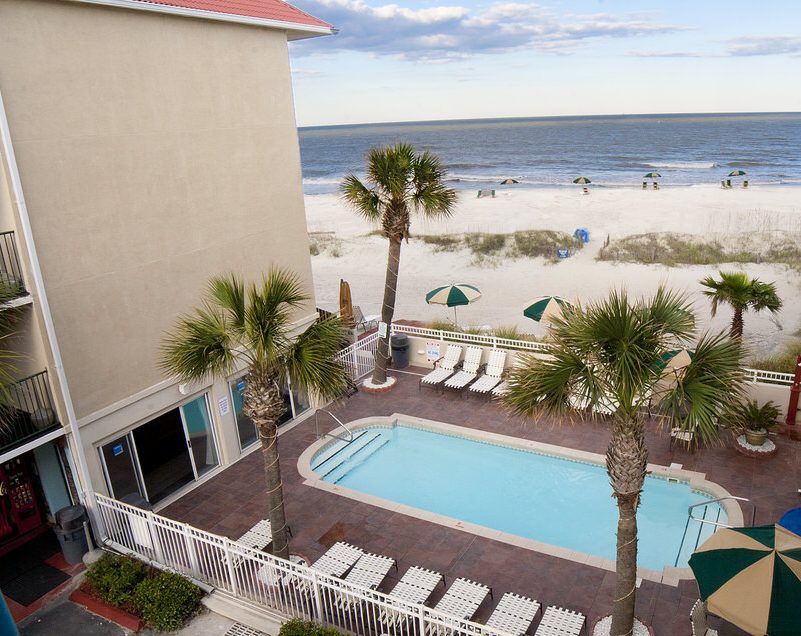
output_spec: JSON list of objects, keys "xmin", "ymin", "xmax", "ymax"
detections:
[
  {"xmin": 54, "ymin": 504, "xmax": 89, "ymax": 565},
  {"xmin": 390, "ymin": 333, "xmax": 410, "ymax": 369}
]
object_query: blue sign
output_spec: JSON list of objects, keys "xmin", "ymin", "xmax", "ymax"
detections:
[
  {"xmin": 237, "ymin": 380, "xmax": 246, "ymax": 393},
  {"xmin": 557, "ymin": 248, "xmax": 570, "ymax": 259},
  {"xmin": 112, "ymin": 443, "xmax": 124, "ymax": 457}
]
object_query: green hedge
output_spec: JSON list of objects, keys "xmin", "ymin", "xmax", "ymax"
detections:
[
  {"xmin": 84, "ymin": 553, "xmax": 202, "ymax": 630},
  {"xmin": 279, "ymin": 618, "xmax": 345, "ymax": 636}
]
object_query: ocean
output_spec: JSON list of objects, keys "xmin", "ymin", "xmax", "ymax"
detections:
[{"xmin": 298, "ymin": 112, "xmax": 801, "ymax": 195}]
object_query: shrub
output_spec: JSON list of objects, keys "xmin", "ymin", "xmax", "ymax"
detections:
[
  {"xmin": 749, "ymin": 339, "xmax": 801, "ymax": 374},
  {"xmin": 279, "ymin": 619, "xmax": 345, "ymax": 636},
  {"xmin": 133, "ymin": 571, "xmax": 202, "ymax": 631},
  {"xmin": 419, "ymin": 234, "xmax": 462, "ymax": 252},
  {"xmin": 511, "ymin": 230, "xmax": 582, "ymax": 259},
  {"xmin": 464, "ymin": 233, "xmax": 506, "ymax": 257},
  {"xmin": 493, "ymin": 325, "xmax": 532, "ymax": 341},
  {"xmin": 428, "ymin": 319, "xmax": 461, "ymax": 332},
  {"xmin": 85, "ymin": 553, "xmax": 148, "ymax": 607}
]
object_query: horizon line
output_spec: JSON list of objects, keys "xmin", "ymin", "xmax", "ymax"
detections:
[{"xmin": 298, "ymin": 109, "xmax": 801, "ymax": 130}]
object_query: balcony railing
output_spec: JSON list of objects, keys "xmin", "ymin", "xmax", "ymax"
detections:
[
  {"xmin": 0, "ymin": 370, "xmax": 60, "ymax": 455},
  {"xmin": 0, "ymin": 230, "xmax": 26, "ymax": 299}
]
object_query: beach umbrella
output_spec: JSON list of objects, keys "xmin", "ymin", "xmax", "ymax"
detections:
[
  {"xmin": 339, "ymin": 279, "xmax": 354, "ymax": 328},
  {"xmin": 572, "ymin": 177, "xmax": 591, "ymax": 185},
  {"xmin": 426, "ymin": 283, "xmax": 481, "ymax": 324},
  {"xmin": 689, "ymin": 524, "xmax": 801, "ymax": 635},
  {"xmin": 500, "ymin": 178, "xmax": 519, "ymax": 185},
  {"xmin": 643, "ymin": 172, "xmax": 662, "ymax": 179},
  {"xmin": 651, "ymin": 348, "xmax": 694, "ymax": 402},
  {"xmin": 523, "ymin": 296, "xmax": 573, "ymax": 323},
  {"xmin": 729, "ymin": 170, "xmax": 747, "ymax": 177},
  {"xmin": 779, "ymin": 508, "xmax": 801, "ymax": 536}
]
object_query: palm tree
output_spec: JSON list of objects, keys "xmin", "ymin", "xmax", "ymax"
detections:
[
  {"xmin": 505, "ymin": 288, "xmax": 744, "ymax": 636},
  {"xmin": 341, "ymin": 143, "xmax": 456, "ymax": 385},
  {"xmin": 161, "ymin": 269, "xmax": 349, "ymax": 559},
  {"xmin": 700, "ymin": 271, "xmax": 782, "ymax": 338}
]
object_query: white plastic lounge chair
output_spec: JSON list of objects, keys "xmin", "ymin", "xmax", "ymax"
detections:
[
  {"xmin": 690, "ymin": 599, "xmax": 718, "ymax": 636},
  {"xmin": 428, "ymin": 577, "xmax": 491, "ymax": 632},
  {"xmin": 380, "ymin": 566, "xmax": 445, "ymax": 627},
  {"xmin": 444, "ymin": 346, "xmax": 483, "ymax": 390},
  {"xmin": 237, "ymin": 519, "xmax": 272, "ymax": 550},
  {"xmin": 534, "ymin": 605, "xmax": 586, "ymax": 636},
  {"xmin": 486, "ymin": 593, "xmax": 541, "ymax": 636},
  {"xmin": 312, "ymin": 541, "xmax": 365, "ymax": 578},
  {"xmin": 420, "ymin": 345, "xmax": 463, "ymax": 389},
  {"xmin": 344, "ymin": 552, "xmax": 396, "ymax": 589},
  {"xmin": 469, "ymin": 349, "xmax": 507, "ymax": 395},
  {"xmin": 353, "ymin": 306, "xmax": 379, "ymax": 331}
]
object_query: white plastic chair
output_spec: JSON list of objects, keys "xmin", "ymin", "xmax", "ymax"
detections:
[
  {"xmin": 469, "ymin": 349, "xmax": 507, "ymax": 395},
  {"xmin": 443, "ymin": 346, "xmax": 483, "ymax": 390},
  {"xmin": 486, "ymin": 592, "xmax": 541, "ymax": 635},
  {"xmin": 420, "ymin": 345, "xmax": 463, "ymax": 389}
]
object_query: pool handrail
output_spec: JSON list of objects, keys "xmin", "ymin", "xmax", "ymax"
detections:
[
  {"xmin": 674, "ymin": 496, "xmax": 755, "ymax": 566},
  {"xmin": 315, "ymin": 408, "xmax": 354, "ymax": 443}
]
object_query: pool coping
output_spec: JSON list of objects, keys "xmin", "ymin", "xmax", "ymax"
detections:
[{"xmin": 297, "ymin": 413, "xmax": 743, "ymax": 587}]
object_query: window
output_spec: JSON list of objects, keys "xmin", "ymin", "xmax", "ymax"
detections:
[{"xmin": 230, "ymin": 375, "xmax": 303, "ymax": 452}]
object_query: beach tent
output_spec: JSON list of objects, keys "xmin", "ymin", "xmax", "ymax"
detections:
[
  {"xmin": 689, "ymin": 524, "xmax": 801, "ymax": 635},
  {"xmin": 426, "ymin": 283, "xmax": 481, "ymax": 324},
  {"xmin": 523, "ymin": 296, "xmax": 573, "ymax": 324},
  {"xmin": 500, "ymin": 178, "xmax": 519, "ymax": 185}
]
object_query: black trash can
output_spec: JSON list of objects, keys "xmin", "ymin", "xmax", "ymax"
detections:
[
  {"xmin": 54, "ymin": 505, "xmax": 89, "ymax": 565},
  {"xmin": 390, "ymin": 333, "xmax": 409, "ymax": 369}
]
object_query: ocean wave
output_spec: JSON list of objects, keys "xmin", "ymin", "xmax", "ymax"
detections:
[
  {"xmin": 303, "ymin": 176, "xmax": 343, "ymax": 185},
  {"xmin": 643, "ymin": 161, "xmax": 717, "ymax": 169},
  {"xmin": 726, "ymin": 161, "xmax": 765, "ymax": 167}
]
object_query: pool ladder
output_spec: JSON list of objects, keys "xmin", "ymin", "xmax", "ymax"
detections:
[
  {"xmin": 673, "ymin": 496, "xmax": 756, "ymax": 567},
  {"xmin": 315, "ymin": 408, "xmax": 354, "ymax": 443}
]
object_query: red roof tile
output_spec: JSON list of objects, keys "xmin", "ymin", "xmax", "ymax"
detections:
[{"xmin": 129, "ymin": 0, "xmax": 332, "ymax": 30}]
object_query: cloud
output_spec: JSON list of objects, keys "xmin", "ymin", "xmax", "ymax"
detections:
[
  {"xmin": 726, "ymin": 36, "xmax": 801, "ymax": 57},
  {"xmin": 627, "ymin": 50, "xmax": 707, "ymax": 58},
  {"xmin": 289, "ymin": 0, "xmax": 688, "ymax": 61}
]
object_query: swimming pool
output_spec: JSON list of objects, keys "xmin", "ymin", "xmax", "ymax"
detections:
[{"xmin": 306, "ymin": 416, "xmax": 733, "ymax": 574}]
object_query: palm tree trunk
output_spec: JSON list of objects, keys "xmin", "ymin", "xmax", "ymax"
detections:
[
  {"xmin": 244, "ymin": 375, "xmax": 291, "ymax": 560},
  {"xmin": 730, "ymin": 308, "xmax": 744, "ymax": 339},
  {"xmin": 371, "ymin": 237, "xmax": 402, "ymax": 385},
  {"xmin": 607, "ymin": 419, "xmax": 648, "ymax": 636}
]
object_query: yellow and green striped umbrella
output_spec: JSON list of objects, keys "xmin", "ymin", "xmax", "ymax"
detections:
[
  {"xmin": 572, "ymin": 176, "xmax": 591, "ymax": 185},
  {"xmin": 643, "ymin": 172, "xmax": 661, "ymax": 178},
  {"xmin": 426, "ymin": 283, "xmax": 481, "ymax": 324},
  {"xmin": 729, "ymin": 169, "xmax": 747, "ymax": 177},
  {"xmin": 523, "ymin": 296, "xmax": 573, "ymax": 323},
  {"xmin": 689, "ymin": 524, "xmax": 801, "ymax": 635}
]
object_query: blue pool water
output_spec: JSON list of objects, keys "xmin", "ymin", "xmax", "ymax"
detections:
[{"xmin": 312, "ymin": 424, "xmax": 725, "ymax": 570}]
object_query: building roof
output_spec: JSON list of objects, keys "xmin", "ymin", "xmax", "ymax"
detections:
[{"xmin": 77, "ymin": 0, "xmax": 334, "ymax": 38}]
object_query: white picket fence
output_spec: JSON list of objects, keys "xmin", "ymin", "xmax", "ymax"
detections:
[
  {"xmin": 391, "ymin": 324, "xmax": 550, "ymax": 353},
  {"xmin": 337, "ymin": 332, "xmax": 380, "ymax": 381},
  {"xmin": 95, "ymin": 494, "xmax": 512, "ymax": 636}
]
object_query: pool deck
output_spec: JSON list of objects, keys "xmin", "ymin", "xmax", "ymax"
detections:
[{"xmin": 162, "ymin": 369, "xmax": 801, "ymax": 636}]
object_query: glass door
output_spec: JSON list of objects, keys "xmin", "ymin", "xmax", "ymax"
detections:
[
  {"xmin": 99, "ymin": 435, "xmax": 144, "ymax": 501},
  {"xmin": 230, "ymin": 376, "xmax": 258, "ymax": 450},
  {"xmin": 180, "ymin": 395, "xmax": 219, "ymax": 477}
]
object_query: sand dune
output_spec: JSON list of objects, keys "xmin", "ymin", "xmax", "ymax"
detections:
[{"xmin": 305, "ymin": 185, "xmax": 801, "ymax": 357}]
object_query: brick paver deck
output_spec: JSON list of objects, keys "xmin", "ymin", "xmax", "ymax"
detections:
[{"xmin": 162, "ymin": 369, "xmax": 801, "ymax": 635}]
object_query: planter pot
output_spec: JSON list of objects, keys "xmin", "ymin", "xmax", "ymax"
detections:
[{"xmin": 745, "ymin": 428, "xmax": 768, "ymax": 446}]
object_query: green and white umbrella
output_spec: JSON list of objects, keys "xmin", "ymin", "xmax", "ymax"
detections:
[
  {"xmin": 643, "ymin": 172, "xmax": 661, "ymax": 179},
  {"xmin": 689, "ymin": 524, "xmax": 801, "ymax": 635},
  {"xmin": 426, "ymin": 283, "xmax": 481, "ymax": 324},
  {"xmin": 572, "ymin": 176, "xmax": 591, "ymax": 185},
  {"xmin": 523, "ymin": 296, "xmax": 573, "ymax": 323},
  {"xmin": 729, "ymin": 169, "xmax": 747, "ymax": 177}
]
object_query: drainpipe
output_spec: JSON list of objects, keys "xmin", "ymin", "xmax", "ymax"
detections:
[
  {"xmin": 786, "ymin": 355, "xmax": 801, "ymax": 441},
  {"xmin": 0, "ymin": 88, "xmax": 99, "ymax": 528}
]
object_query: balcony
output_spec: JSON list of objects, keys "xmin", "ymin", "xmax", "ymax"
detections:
[
  {"xmin": 0, "ymin": 231, "xmax": 28, "ymax": 308},
  {"xmin": 0, "ymin": 371, "xmax": 60, "ymax": 457}
]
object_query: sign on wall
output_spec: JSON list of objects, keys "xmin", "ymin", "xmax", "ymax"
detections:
[
  {"xmin": 217, "ymin": 396, "xmax": 230, "ymax": 416},
  {"xmin": 426, "ymin": 341, "xmax": 441, "ymax": 362}
]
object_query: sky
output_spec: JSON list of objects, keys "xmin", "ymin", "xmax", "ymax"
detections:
[{"xmin": 286, "ymin": 0, "xmax": 801, "ymax": 127}]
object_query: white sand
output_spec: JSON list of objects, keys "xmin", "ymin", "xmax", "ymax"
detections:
[{"xmin": 305, "ymin": 185, "xmax": 801, "ymax": 357}]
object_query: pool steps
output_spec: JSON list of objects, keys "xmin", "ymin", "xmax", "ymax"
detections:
[
  {"xmin": 328, "ymin": 436, "xmax": 391, "ymax": 484},
  {"xmin": 313, "ymin": 430, "xmax": 386, "ymax": 480},
  {"xmin": 312, "ymin": 430, "xmax": 373, "ymax": 471}
]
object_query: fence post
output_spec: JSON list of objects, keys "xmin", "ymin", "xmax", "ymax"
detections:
[
  {"xmin": 222, "ymin": 537, "xmax": 238, "ymax": 596},
  {"xmin": 417, "ymin": 604, "xmax": 427, "ymax": 634},
  {"xmin": 312, "ymin": 570, "xmax": 324, "ymax": 623},
  {"xmin": 146, "ymin": 511, "xmax": 164, "ymax": 563},
  {"xmin": 183, "ymin": 523, "xmax": 200, "ymax": 575}
]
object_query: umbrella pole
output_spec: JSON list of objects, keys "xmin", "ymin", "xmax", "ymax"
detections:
[{"xmin": 453, "ymin": 306, "xmax": 458, "ymax": 326}]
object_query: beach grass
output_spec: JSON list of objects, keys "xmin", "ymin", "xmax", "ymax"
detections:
[
  {"xmin": 749, "ymin": 338, "xmax": 801, "ymax": 374},
  {"xmin": 416, "ymin": 230, "xmax": 582, "ymax": 264},
  {"xmin": 598, "ymin": 232, "xmax": 801, "ymax": 269},
  {"xmin": 309, "ymin": 232, "xmax": 343, "ymax": 258}
]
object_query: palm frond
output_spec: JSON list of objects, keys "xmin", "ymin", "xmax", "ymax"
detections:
[
  {"xmin": 208, "ymin": 274, "xmax": 246, "ymax": 334},
  {"xmin": 340, "ymin": 175, "xmax": 382, "ymax": 223},
  {"xmin": 160, "ymin": 304, "xmax": 236, "ymax": 382},
  {"xmin": 283, "ymin": 316, "xmax": 350, "ymax": 401},
  {"xmin": 749, "ymin": 279, "xmax": 782, "ymax": 313}
]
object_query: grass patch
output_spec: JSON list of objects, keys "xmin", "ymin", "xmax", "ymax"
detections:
[
  {"xmin": 598, "ymin": 232, "xmax": 801, "ymax": 268},
  {"xmin": 416, "ymin": 230, "xmax": 581, "ymax": 264},
  {"xmin": 425, "ymin": 320, "xmax": 538, "ymax": 342},
  {"xmin": 749, "ymin": 339, "xmax": 801, "ymax": 374},
  {"xmin": 308, "ymin": 232, "xmax": 343, "ymax": 258}
]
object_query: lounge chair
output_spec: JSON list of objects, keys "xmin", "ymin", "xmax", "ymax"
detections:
[
  {"xmin": 353, "ymin": 306, "xmax": 379, "ymax": 331},
  {"xmin": 642, "ymin": 181, "xmax": 647, "ymax": 189},
  {"xmin": 312, "ymin": 541, "xmax": 365, "ymax": 578},
  {"xmin": 534, "ymin": 605, "xmax": 586, "ymax": 636},
  {"xmin": 429, "ymin": 577, "xmax": 491, "ymax": 629},
  {"xmin": 469, "ymin": 349, "xmax": 507, "ymax": 395},
  {"xmin": 443, "ymin": 346, "xmax": 483, "ymax": 390},
  {"xmin": 486, "ymin": 592, "xmax": 541, "ymax": 635},
  {"xmin": 690, "ymin": 599, "xmax": 719, "ymax": 636},
  {"xmin": 380, "ymin": 566, "xmax": 445, "ymax": 627},
  {"xmin": 653, "ymin": 181, "xmax": 659, "ymax": 190},
  {"xmin": 237, "ymin": 519, "xmax": 273, "ymax": 550},
  {"xmin": 726, "ymin": 179, "xmax": 732, "ymax": 188},
  {"xmin": 420, "ymin": 345, "xmax": 463, "ymax": 390},
  {"xmin": 670, "ymin": 424, "xmax": 696, "ymax": 450},
  {"xmin": 743, "ymin": 180, "xmax": 749, "ymax": 188},
  {"xmin": 344, "ymin": 552, "xmax": 396, "ymax": 589},
  {"xmin": 582, "ymin": 187, "xmax": 589, "ymax": 195}
]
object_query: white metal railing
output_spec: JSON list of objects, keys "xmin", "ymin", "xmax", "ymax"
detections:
[
  {"xmin": 742, "ymin": 367, "xmax": 795, "ymax": 386},
  {"xmin": 391, "ymin": 325, "xmax": 550, "ymax": 353},
  {"xmin": 95, "ymin": 494, "xmax": 512, "ymax": 636},
  {"xmin": 337, "ymin": 332, "xmax": 380, "ymax": 381}
]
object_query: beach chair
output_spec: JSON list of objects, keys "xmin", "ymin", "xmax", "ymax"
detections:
[
  {"xmin": 582, "ymin": 187, "xmax": 589, "ymax": 195},
  {"xmin": 469, "ymin": 349, "xmax": 507, "ymax": 395},
  {"xmin": 428, "ymin": 578, "xmax": 491, "ymax": 634},
  {"xmin": 443, "ymin": 346, "xmax": 483, "ymax": 390},
  {"xmin": 653, "ymin": 181, "xmax": 659, "ymax": 190},
  {"xmin": 353, "ymin": 306, "xmax": 379, "ymax": 331},
  {"xmin": 486, "ymin": 593, "xmax": 541, "ymax": 635},
  {"xmin": 237, "ymin": 519, "xmax": 273, "ymax": 551},
  {"xmin": 690, "ymin": 599, "xmax": 719, "ymax": 636},
  {"xmin": 670, "ymin": 424, "xmax": 697, "ymax": 450},
  {"xmin": 333, "ymin": 551, "xmax": 397, "ymax": 610},
  {"xmin": 743, "ymin": 180, "xmax": 749, "ymax": 188},
  {"xmin": 534, "ymin": 605, "xmax": 586, "ymax": 636},
  {"xmin": 312, "ymin": 541, "xmax": 365, "ymax": 578},
  {"xmin": 726, "ymin": 179, "xmax": 732, "ymax": 188},
  {"xmin": 420, "ymin": 345, "xmax": 463, "ymax": 390},
  {"xmin": 379, "ymin": 566, "xmax": 445, "ymax": 628},
  {"xmin": 642, "ymin": 181, "xmax": 647, "ymax": 189}
]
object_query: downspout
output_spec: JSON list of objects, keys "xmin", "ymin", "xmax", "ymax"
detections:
[{"xmin": 0, "ymin": 88, "xmax": 100, "ymax": 529}]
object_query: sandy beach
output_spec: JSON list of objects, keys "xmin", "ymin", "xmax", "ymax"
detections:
[{"xmin": 305, "ymin": 184, "xmax": 801, "ymax": 357}]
